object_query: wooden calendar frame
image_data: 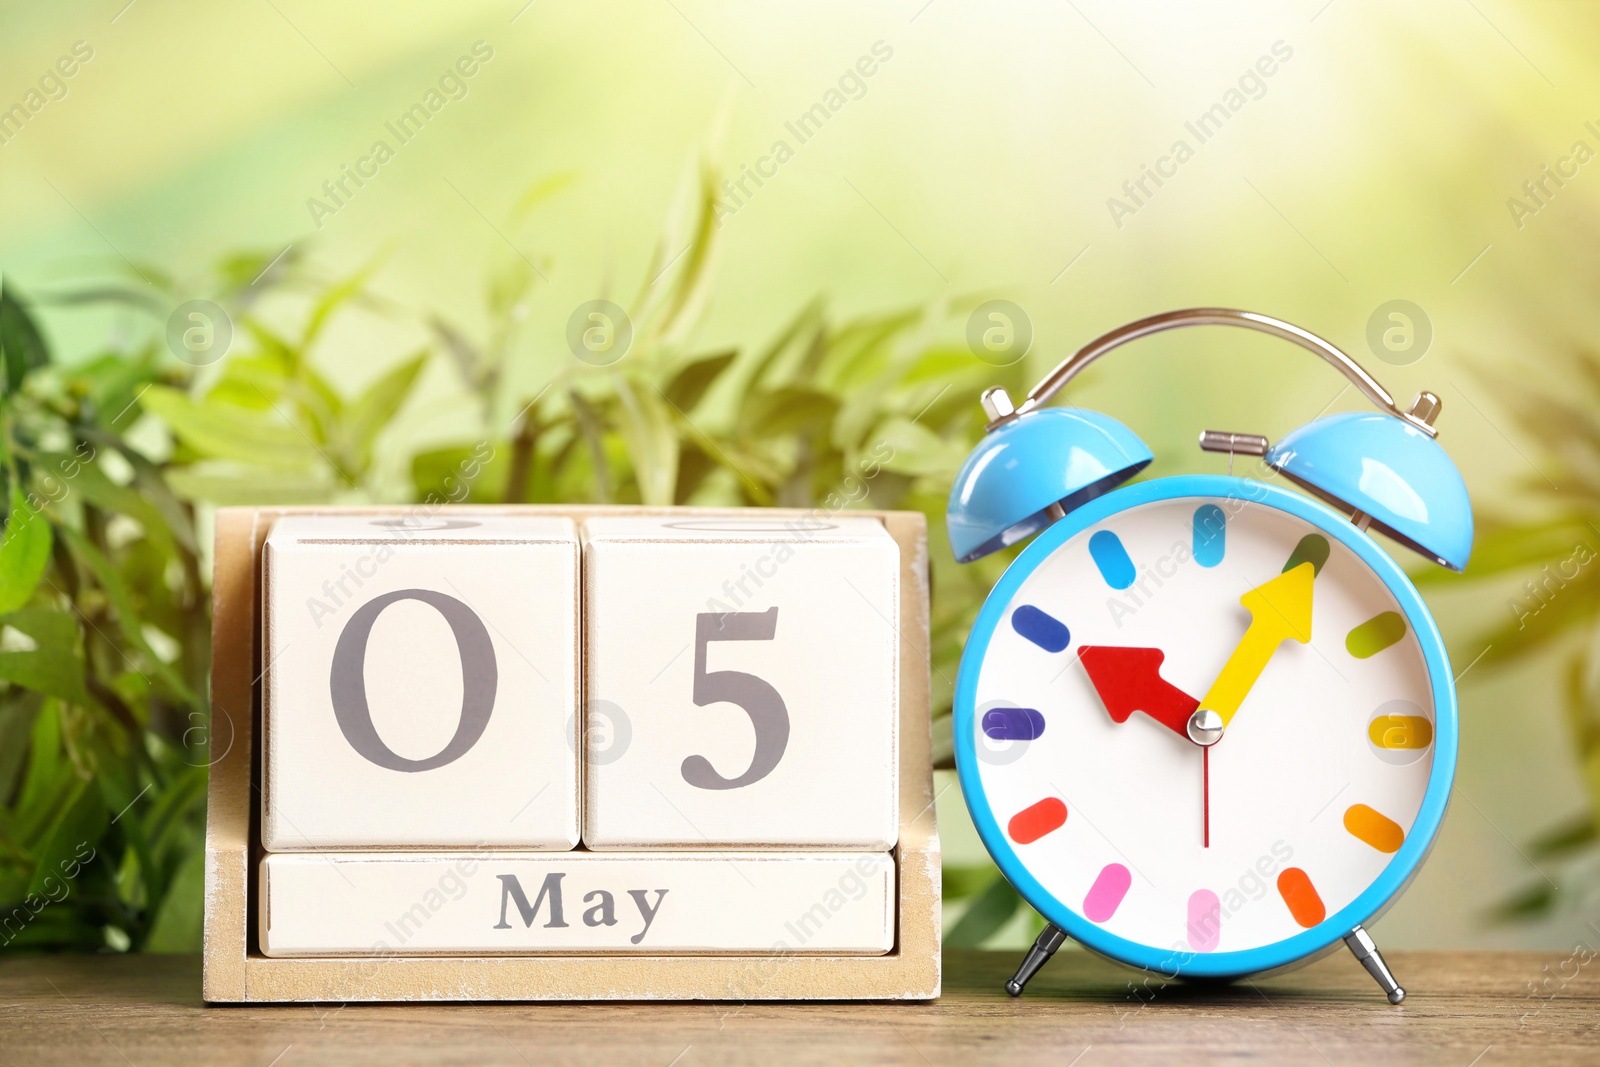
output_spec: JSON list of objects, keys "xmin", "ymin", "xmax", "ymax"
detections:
[{"xmin": 202, "ymin": 505, "xmax": 940, "ymax": 1002}]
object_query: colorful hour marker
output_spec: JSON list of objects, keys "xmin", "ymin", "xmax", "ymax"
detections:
[
  {"xmin": 1344, "ymin": 804, "xmax": 1405, "ymax": 854},
  {"xmin": 1007, "ymin": 798, "xmax": 1067, "ymax": 844},
  {"xmin": 1368, "ymin": 714, "xmax": 1433, "ymax": 750},
  {"xmin": 1011, "ymin": 605, "xmax": 1070, "ymax": 653},
  {"xmin": 982, "ymin": 707, "xmax": 1046, "ymax": 741},
  {"xmin": 1192, "ymin": 504, "xmax": 1226, "ymax": 567},
  {"xmin": 1187, "ymin": 889, "xmax": 1221, "ymax": 952},
  {"xmin": 1088, "ymin": 530, "xmax": 1136, "ymax": 590},
  {"xmin": 1277, "ymin": 868, "xmax": 1326, "ymax": 928},
  {"xmin": 1083, "ymin": 863, "xmax": 1132, "ymax": 923},
  {"xmin": 1346, "ymin": 611, "xmax": 1407, "ymax": 658},
  {"xmin": 1283, "ymin": 533, "xmax": 1330, "ymax": 577}
]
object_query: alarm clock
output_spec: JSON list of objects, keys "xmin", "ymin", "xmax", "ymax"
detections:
[{"xmin": 947, "ymin": 308, "xmax": 1471, "ymax": 1003}]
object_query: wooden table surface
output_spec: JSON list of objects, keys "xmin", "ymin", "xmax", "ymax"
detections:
[{"xmin": 2, "ymin": 949, "xmax": 1595, "ymax": 1065}]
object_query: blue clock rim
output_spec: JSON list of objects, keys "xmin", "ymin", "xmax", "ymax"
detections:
[{"xmin": 953, "ymin": 474, "xmax": 1459, "ymax": 979}]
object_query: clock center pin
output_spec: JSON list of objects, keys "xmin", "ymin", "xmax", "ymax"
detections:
[{"xmin": 1186, "ymin": 708, "xmax": 1224, "ymax": 747}]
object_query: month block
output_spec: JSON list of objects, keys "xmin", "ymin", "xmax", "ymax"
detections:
[
  {"xmin": 262, "ymin": 516, "xmax": 579, "ymax": 850},
  {"xmin": 258, "ymin": 851, "xmax": 895, "ymax": 956},
  {"xmin": 581, "ymin": 516, "xmax": 899, "ymax": 849}
]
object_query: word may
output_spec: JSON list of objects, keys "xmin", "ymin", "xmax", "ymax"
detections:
[
  {"xmin": 1507, "ymin": 541, "xmax": 1595, "ymax": 630},
  {"xmin": 714, "ymin": 40, "xmax": 895, "ymax": 226},
  {"xmin": 1106, "ymin": 40, "xmax": 1294, "ymax": 229},
  {"xmin": 307, "ymin": 41, "xmax": 495, "ymax": 229},
  {"xmin": 305, "ymin": 441, "xmax": 494, "ymax": 627},
  {"xmin": 1506, "ymin": 122, "xmax": 1600, "ymax": 230},
  {"xmin": 494, "ymin": 872, "xmax": 667, "ymax": 945},
  {"xmin": 0, "ymin": 40, "xmax": 94, "ymax": 147}
]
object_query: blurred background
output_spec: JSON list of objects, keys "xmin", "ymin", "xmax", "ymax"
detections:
[{"xmin": 1, "ymin": 0, "xmax": 1597, "ymax": 957}]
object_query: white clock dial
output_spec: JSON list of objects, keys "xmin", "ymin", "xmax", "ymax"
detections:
[{"xmin": 968, "ymin": 494, "xmax": 1437, "ymax": 957}]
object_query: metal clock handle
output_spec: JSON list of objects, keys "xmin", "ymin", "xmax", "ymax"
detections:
[{"xmin": 992, "ymin": 307, "xmax": 1439, "ymax": 438}]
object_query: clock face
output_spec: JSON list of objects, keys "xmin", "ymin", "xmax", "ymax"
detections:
[{"xmin": 956, "ymin": 478, "xmax": 1454, "ymax": 974}]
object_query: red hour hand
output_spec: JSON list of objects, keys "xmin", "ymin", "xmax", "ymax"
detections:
[{"xmin": 1078, "ymin": 645, "xmax": 1201, "ymax": 739}]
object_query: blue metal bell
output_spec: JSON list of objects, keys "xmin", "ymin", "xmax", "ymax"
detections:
[
  {"xmin": 1265, "ymin": 411, "xmax": 1473, "ymax": 571},
  {"xmin": 946, "ymin": 407, "xmax": 1153, "ymax": 562}
]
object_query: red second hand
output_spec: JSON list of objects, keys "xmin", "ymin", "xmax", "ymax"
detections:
[{"xmin": 1203, "ymin": 746, "xmax": 1210, "ymax": 849}]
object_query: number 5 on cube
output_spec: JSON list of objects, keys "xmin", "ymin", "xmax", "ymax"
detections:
[{"xmin": 581, "ymin": 517, "xmax": 900, "ymax": 850}]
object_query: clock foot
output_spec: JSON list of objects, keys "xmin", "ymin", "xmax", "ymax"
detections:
[
  {"xmin": 1005, "ymin": 923, "xmax": 1067, "ymax": 996},
  {"xmin": 1344, "ymin": 924, "xmax": 1406, "ymax": 1004}
]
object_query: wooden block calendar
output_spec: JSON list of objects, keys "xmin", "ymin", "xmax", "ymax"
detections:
[{"xmin": 203, "ymin": 506, "xmax": 940, "ymax": 1001}]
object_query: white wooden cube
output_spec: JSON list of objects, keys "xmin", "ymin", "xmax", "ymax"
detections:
[
  {"xmin": 581, "ymin": 516, "xmax": 899, "ymax": 849},
  {"xmin": 258, "ymin": 851, "xmax": 896, "ymax": 956},
  {"xmin": 262, "ymin": 515, "xmax": 579, "ymax": 850}
]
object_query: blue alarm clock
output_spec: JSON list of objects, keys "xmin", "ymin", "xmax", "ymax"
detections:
[{"xmin": 947, "ymin": 308, "xmax": 1471, "ymax": 1002}]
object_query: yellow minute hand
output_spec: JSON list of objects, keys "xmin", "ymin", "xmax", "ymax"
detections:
[{"xmin": 1197, "ymin": 561, "xmax": 1315, "ymax": 731}]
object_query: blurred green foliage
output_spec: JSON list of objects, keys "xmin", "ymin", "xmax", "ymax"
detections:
[
  {"xmin": 0, "ymin": 164, "xmax": 1031, "ymax": 953},
  {"xmin": 1419, "ymin": 351, "xmax": 1600, "ymax": 921},
  {"xmin": 0, "ymin": 276, "xmax": 209, "ymax": 952}
]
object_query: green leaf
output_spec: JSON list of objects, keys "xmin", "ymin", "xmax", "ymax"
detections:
[
  {"xmin": 633, "ymin": 159, "xmax": 720, "ymax": 348},
  {"xmin": 429, "ymin": 315, "xmax": 488, "ymax": 394},
  {"xmin": 13, "ymin": 694, "xmax": 65, "ymax": 831},
  {"xmin": 738, "ymin": 387, "xmax": 839, "ymax": 439},
  {"xmin": 216, "ymin": 246, "xmax": 300, "ymax": 293},
  {"xmin": 747, "ymin": 298, "xmax": 824, "ymax": 389},
  {"xmin": 35, "ymin": 452, "xmax": 176, "ymax": 556},
  {"xmin": 345, "ymin": 351, "xmax": 428, "ymax": 462},
  {"xmin": 0, "ymin": 490, "xmax": 52, "ymax": 615},
  {"xmin": 140, "ymin": 385, "xmax": 322, "ymax": 469},
  {"xmin": 871, "ymin": 417, "xmax": 969, "ymax": 478},
  {"xmin": 33, "ymin": 285, "xmax": 167, "ymax": 314},
  {"xmin": 287, "ymin": 363, "xmax": 346, "ymax": 447},
  {"xmin": 0, "ymin": 281, "xmax": 51, "ymax": 396},
  {"xmin": 142, "ymin": 841, "xmax": 204, "ymax": 952},
  {"xmin": 942, "ymin": 864, "xmax": 1000, "ymax": 901},
  {"xmin": 1527, "ymin": 812, "xmax": 1597, "ymax": 859},
  {"xmin": 508, "ymin": 171, "xmax": 576, "ymax": 225},
  {"xmin": 1464, "ymin": 568, "xmax": 1600, "ymax": 667},
  {"xmin": 204, "ymin": 353, "xmax": 290, "ymax": 411},
  {"xmin": 81, "ymin": 429, "xmax": 199, "ymax": 555},
  {"xmin": 143, "ymin": 763, "xmax": 206, "ymax": 854},
  {"xmin": 166, "ymin": 466, "xmax": 334, "ymax": 506},
  {"xmin": 1487, "ymin": 880, "xmax": 1557, "ymax": 923},
  {"xmin": 410, "ymin": 443, "xmax": 504, "ymax": 505},
  {"xmin": 70, "ymin": 346, "xmax": 162, "ymax": 425},
  {"xmin": 946, "ymin": 872, "xmax": 1024, "ymax": 948},
  {"xmin": 302, "ymin": 256, "xmax": 384, "ymax": 349},
  {"xmin": 820, "ymin": 307, "xmax": 922, "ymax": 392},
  {"xmin": 568, "ymin": 390, "xmax": 614, "ymax": 503},
  {"xmin": 661, "ymin": 350, "xmax": 736, "ymax": 412},
  {"xmin": 0, "ymin": 691, "xmax": 43, "ymax": 810},
  {"xmin": 673, "ymin": 443, "xmax": 717, "ymax": 505},
  {"xmin": 0, "ymin": 608, "xmax": 89, "ymax": 704},
  {"xmin": 616, "ymin": 378, "xmax": 680, "ymax": 507},
  {"xmin": 898, "ymin": 346, "xmax": 981, "ymax": 387},
  {"xmin": 26, "ymin": 775, "xmax": 106, "ymax": 899},
  {"xmin": 488, "ymin": 258, "xmax": 535, "ymax": 321},
  {"xmin": 57, "ymin": 526, "xmax": 195, "ymax": 704}
]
